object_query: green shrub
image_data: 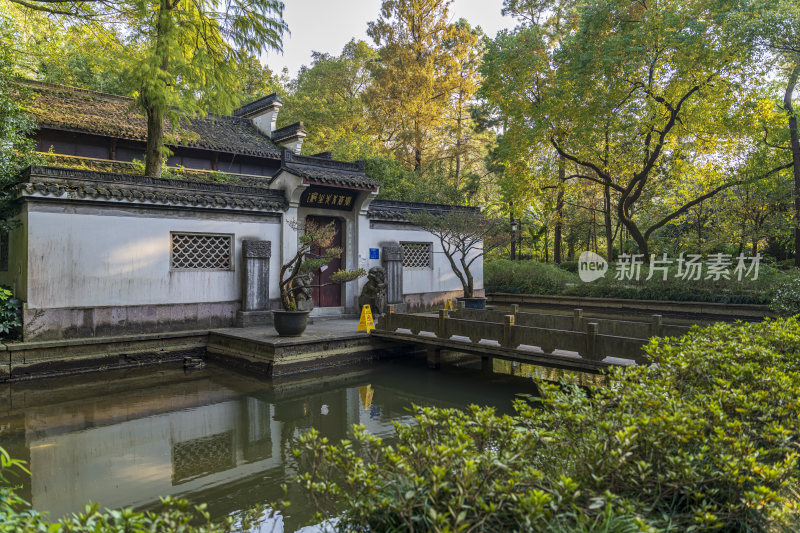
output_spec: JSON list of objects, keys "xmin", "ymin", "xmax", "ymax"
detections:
[
  {"xmin": 485, "ymin": 260, "xmax": 577, "ymax": 295},
  {"xmin": 485, "ymin": 260, "xmax": 788, "ymax": 304},
  {"xmin": 557, "ymin": 260, "xmax": 579, "ymax": 273},
  {"xmin": 289, "ymin": 318, "xmax": 800, "ymax": 531},
  {"xmin": 0, "ymin": 287, "xmax": 21, "ymax": 340},
  {"xmin": 770, "ymin": 277, "xmax": 800, "ymax": 316}
]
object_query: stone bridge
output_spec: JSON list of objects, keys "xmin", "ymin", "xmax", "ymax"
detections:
[{"xmin": 371, "ymin": 305, "xmax": 692, "ymax": 374}]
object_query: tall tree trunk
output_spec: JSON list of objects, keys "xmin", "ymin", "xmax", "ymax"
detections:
[
  {"xmin": 544, "ymin": 226, "xmax": 549, "ymax": 263},
  {"xmin": 785, "ymin": 64, "xmax": 800, "ymax": 266},
  {"xmin": 143, "ymin": 0, "xmax": 171, "ymax": 178},
  {"xmin": 567, "ymin": 232, "xmax": 574, "ymax": 261},
  {"xmin": 617, "ymin": 201, "xmax": 648, "ymax": 258},
  {"xmin": 604, "ymin": 182, "xmax": 613, "ymax": 260},
  {"xmin": 145, "ymin": 106, "xmax": 164, "ymax": 178},
  {"xmin": 554, "ymin": 158, "xmax": 565, "ymax": 263},
  {"xmin": 454, "ymin": 94, "xmax": 462, "ymax": 188}
]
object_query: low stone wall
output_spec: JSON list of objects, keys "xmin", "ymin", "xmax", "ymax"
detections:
[
  {"xmin": 23, "ymin": 301, "xmax": 239, "ymax": 341},
  {"xmin": 0, "ymin": 330, "xmax": 208, "ymax": 381},
  {"xmin": 488, "ymin": 293, "xmax": 771, "ymax": 320}
]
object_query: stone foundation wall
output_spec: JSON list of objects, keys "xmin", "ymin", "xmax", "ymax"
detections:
[{"xmin": 23, "ymin": 301, "xmax": 239, "ymax": 341}]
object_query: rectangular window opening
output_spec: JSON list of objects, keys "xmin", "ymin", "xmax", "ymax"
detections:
[
  {"xmin": 170, "ymin": 232, "xmax": 233, "ymax": 271},
  {"xmin": 401, "ymin": 242, "xmax": 433, "ymax": 269}
]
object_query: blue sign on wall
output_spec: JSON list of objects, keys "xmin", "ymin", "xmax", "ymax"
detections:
[{"xmin": 369, "ymin": 248, "xmax": 380, "ymax": 260}]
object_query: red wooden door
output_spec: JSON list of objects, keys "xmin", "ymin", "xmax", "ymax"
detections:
[{"xmin": 307, "ymin": 215, "xmax": 342, "ymax": 307}]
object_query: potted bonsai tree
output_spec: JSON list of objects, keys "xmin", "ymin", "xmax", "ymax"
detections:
[
  {"xmin": 275, "ymin": 219, "xmax": 365, "ymax": 336},
  {"xmin": 407, "ymin": 208, "xmax": 510, "ymax": 309}
]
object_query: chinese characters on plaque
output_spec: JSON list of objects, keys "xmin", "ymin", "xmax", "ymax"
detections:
[{"xmin": 299, "ymin": 187, "xmax": 358, "ymax": 211}]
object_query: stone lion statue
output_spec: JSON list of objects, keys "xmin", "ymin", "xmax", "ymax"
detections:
[
  {"xmin": 358, "ymin": 266, "xmax": 387, "ymax": 315},
  {"xmin": 294, "ymin": 273, "xmax": 315, "ymax": 312}
]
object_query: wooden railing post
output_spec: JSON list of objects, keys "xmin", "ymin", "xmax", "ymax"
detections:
[
  {"xmin": 502, "ymin": 314, "xmax": 515, "ymax": 348},
  {"xmin": 438, "ymin": 309, "xmax": 449, "ymax": 339},
  {"xmin": 573, "ymin": 309, "xmax": 584, "ymax": 331},
  {"xmin": 650, "ymin": 314, "xmax": 663, "ymax": 337},
  {"xmin": 584, "ymin": 322, "xmax": 599, "ymax": 361}
]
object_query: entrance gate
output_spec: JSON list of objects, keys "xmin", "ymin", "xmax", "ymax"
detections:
[{"xmin": 306, "ymin": 215, "xmax": 342, "ymax": 307}]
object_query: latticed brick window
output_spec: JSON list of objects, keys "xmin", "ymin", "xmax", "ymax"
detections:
[
  {"xmin": 170, "ymin": 232, "xmax": 233, "ymax": 271},
  {"xmin": 401, "ymin": 242, "xmax": 433, "ymax": 269}
]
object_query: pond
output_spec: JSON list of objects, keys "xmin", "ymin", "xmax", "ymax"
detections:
[{"xmin": 0, "ymin": 357, "xmax": 541, "ymax": 531}]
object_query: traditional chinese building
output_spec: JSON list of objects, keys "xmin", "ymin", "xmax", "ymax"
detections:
[{"xmin": 1, "ymin": 80, "xmax": 483, "ymax": 341}]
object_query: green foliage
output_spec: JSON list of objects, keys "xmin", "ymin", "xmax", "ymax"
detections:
[
  {"xmin": 557, "ymin": 260, "xmax": 579, "ymax": 273},
  {"xmin": 0, "ymin": 287, "xmax": 22, "ymax": 339},
  {"xmin": 0, "ymin": 16, "xmax": 36, "ymax": 233},
  {"xmin": 289, "ymin": 318, "xmax": 800, "ymax": 531},
  {"xmin": 368, "ymin": 156, "xmax": 461, "ymax": 203},
  {"xmin": 482, "ymin": 0, "xmax": 794, "ymax": 258},
  {"xmin": 485, "ymin": 259, "xmax": 576, "ymax": 295},
  {"xmin": 486, "ymin": 260, "xmax": 794, "ymax": 304},
  {"xmin": 280, "ymin": 39, "xmax": 377, "ymax": 158},
  {"xmin": 330, "ymin": 268, "xmax": 367, "ymax": 284},
  {"xmin": 770, "ymin": 276, "xmax": 800, "ymax": 315}
]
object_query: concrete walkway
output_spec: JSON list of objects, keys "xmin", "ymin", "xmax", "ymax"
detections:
[{"xmin": 211, "ymin": 318, "xmax": 365, "ymax": 345}]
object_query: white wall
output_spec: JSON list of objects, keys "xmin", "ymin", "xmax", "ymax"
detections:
[
  {"xmin": 26, "ymin": 206, "xmax": 282, "ymax": 309},
  {"xmin": 357, "ymin": 222, "xmax": 484, "ymax": 296}
]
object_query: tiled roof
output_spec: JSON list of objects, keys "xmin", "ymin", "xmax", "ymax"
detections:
[
  {"xmin": 281, "ymin": 150, "xmax": 379, "ymax": 190},
  {"xmin": 368, "ymin": 199, "xmax": 478, "ymax": 220},
  {"xmin": 14, "ymin": 80, "xmax": 283, "ymax": 159},
  {"xmin": 272, "ymin": 121, "xmax": 306, "ymax": 142},
  {"xmin": 233, "ymin": 93, "xmax": 282, "ymax": 118},
  {"xmin": 20, "ymin": 166, "xmax": 287, "ymax": 213}
]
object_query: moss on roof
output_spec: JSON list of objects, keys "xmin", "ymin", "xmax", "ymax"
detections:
[
  {"xmin": 15, "ymin": 80, "xmax": 283, "ymax": 159},
  {"xmin": 36, "ymin": 152, "xmax": 273, "ymax": 189}
]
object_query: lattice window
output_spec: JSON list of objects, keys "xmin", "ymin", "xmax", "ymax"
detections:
[
  {"xmin": 171, "ymin": 232, "xmax": 233, "ymax": 271},
  {"xmin": 401, "ymin": 242, "xmax": 433, "ymax": 269},
  {"xmin": 172, "ymin": 431, "xmax": 235, "ymax": 484}
]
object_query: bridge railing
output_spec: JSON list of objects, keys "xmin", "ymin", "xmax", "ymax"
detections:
[{"xmin": 377, "ymin": 306, "xmax": 653, "ymax": 363}]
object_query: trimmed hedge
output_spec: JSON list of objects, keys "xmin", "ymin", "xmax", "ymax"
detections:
[
  {"xmin": 290, "ymin": 318, "xmax": 800, "ymax": 531},
  {"xmin": 484, "ymin": 260, "xmax": 576, "ymax": 295},
  {"xmin": 486, "ymin": 259, "xmax": 796, "ymax": 304}
]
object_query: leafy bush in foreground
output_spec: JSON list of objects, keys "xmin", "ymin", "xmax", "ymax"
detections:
[
  {"xmin": 290, "ymin": 318, "xmax": 800, "ymax": 532},
  {"xmin": 0, "ymin": 287, "xmax": 21, "ymax": 339}
]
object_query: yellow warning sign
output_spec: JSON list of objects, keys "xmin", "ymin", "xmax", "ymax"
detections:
[
  {"xmin": 357, "ymin": 304, "xmax": 375, "ymax": 333},
  {"xmin": 444, "ymin": 299, "xmax": 453, "ymax": 311},
  {"xmin": 359, "ymin": 384, "xmax": 374, "ymax": 408}
]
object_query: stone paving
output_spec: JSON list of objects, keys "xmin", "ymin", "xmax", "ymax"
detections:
[{"xmin": 211, "ymin": 317, "xmax": 366, "ymax": 346}]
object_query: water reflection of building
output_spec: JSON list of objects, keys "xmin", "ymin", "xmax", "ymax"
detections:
[
  {"xmin": 0, "ymin": 361, "xmax": 536, "ymax": 525},
  {"xmin": 0, "ymin": 366, "xmax": 370, "ymax": 521}
]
